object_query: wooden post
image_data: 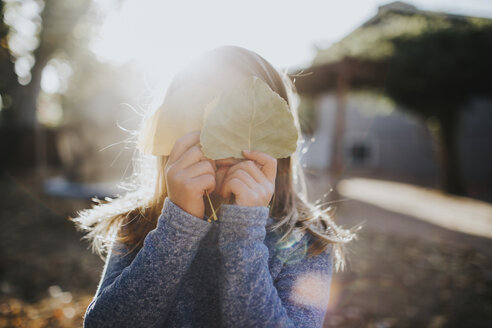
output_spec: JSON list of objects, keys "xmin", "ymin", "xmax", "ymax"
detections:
[{"xmin": 330, "ymin": 59, "xmax": 350, "ymax": 179}]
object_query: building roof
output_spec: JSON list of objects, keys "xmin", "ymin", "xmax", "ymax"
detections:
[
  {"xmin": 292, "ymin": 1, "xmax": 492, "ymax": 95},
  {"xmin": 311, "ymin": 1, "xmax": 492, "ymax": 67}
]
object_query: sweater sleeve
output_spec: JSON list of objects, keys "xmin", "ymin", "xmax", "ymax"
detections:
[
  {"xmin": 83, "ymin": 197, "xmax": 212, "ymax": 328},
  {"xmin": 217, "ymin": 204, "xmax": 333, "ymax": 328}
]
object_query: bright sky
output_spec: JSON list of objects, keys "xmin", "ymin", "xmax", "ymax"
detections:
[{"xmin": 91, "ymin": 0, "xmax": 492, "ymax": 86}]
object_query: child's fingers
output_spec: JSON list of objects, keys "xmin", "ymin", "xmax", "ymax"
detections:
[
  {"xmin": 222, "ymin": 159, "xmax": 275, "ymax": 206},
  {"xmin": 242, "ymin": 150, "xmax": 277, "ymax": 182},
  {"xmin": 226, "ymin": 160, "xmax": 268, "ymax": 185},
  {"xmin": 221, "ymin": 178, "xmax": 251, "ymax": 199},
  {"xmin": 183, "ymin": 160, "xmax": 216, "ymax": 179},
  {"xmin": 220, "ymin": 169, "xmax": 272, "ymax": 206},
  {"xmin": 168, "ymin": 131, "xmax": 201, "ymax": 164},
  {"xmin": 191, "ymin": 174, "xmax": 216, "ymax": 194},
  {"xmin": 222, "ymin": 169, "xmax": 257, "ymax": 191},
  {"xmin": 174, "ymin": 146, "xmax": 208, "ymax": 170}
]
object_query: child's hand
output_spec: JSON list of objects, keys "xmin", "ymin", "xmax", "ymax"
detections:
[
  {"xmin": 165, "ymin": 131, "xmax": 216, "ymax": 219},
  {"xmin": 220, "ymin": 150, "xmax": 277, "ymax": 207}
]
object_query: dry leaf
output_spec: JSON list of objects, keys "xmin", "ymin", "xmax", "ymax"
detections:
[{"xmin": 200, "ymin": 76, "xmax": 298, "ymax": 159}]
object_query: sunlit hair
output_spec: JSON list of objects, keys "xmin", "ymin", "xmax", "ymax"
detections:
[{"xmin": 72, "ymin": 45, "xmax": 357, "ymax": 271}]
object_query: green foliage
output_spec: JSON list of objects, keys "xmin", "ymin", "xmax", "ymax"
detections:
[
  {"xmin": 313, "ymin": 8, "xmax": 492, "ymax": 68},
  {"xmin": 382, "ymin": 23, "xmax": 492, "ymax": 194},
  {"xmin": 313, "ymin": 12, "xmax": 455, "ymax": 66},
  {"xmin": 385, "ymin": 24, "xmax": 492, "ymax": 115}
]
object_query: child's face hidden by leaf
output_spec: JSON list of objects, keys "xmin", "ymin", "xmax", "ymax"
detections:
[{"xmin": 138, "ymin": 75, "xmax": 298, "ymax": 161}]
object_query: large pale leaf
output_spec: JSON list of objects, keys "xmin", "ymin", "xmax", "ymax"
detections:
[
  {"xmin": 137, "ymin": 83, "xmax": 220, "ymax": 155},
  {"xmin": 200, "ymin": 76, "xmax": 298, "ymax": 159}
]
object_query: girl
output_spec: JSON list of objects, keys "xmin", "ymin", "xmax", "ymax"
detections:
[{"xmin": 74, "ymin": 45, "xmax": 356, "ymax": 327}]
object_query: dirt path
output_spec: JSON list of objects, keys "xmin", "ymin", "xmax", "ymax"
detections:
[{"xmin": 303, "ymin": 173, "xmax": 492, "ymax": 327}]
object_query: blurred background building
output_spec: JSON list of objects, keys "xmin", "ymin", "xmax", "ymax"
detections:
[{"xmin": 295, "ymin": 1, "xmax": 492, "ymax": 201}]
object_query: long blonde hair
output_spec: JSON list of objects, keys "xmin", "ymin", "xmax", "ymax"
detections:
[{"xmin": 72, "ymin": 46, "xmax": 356, "ymax": 271}]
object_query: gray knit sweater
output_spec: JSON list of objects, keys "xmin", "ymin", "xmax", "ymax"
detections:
[{"xmin": 84, "ymin": 197, "xmax": 333, "ymax": 327}]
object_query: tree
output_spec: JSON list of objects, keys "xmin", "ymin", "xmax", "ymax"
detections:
[
  {"xmin": 0, "ymin": 0, "xmax": 90, "ymax": 168},
  {"xmin": 385, "ymin": 24, "xmax": 492, "ymax": 195}
]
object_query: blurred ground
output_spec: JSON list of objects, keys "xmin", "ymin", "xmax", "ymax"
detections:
[
  {"xmin": 0, "ymin": 169, "xmax": 491, "ymax": 327},
  {"xmin": 0, "ymin": 170, "xmax": 102, "ymax": 327},
  {"xmin": 305, "ymin": 174, "xmax": 492, "ymax": 328}
]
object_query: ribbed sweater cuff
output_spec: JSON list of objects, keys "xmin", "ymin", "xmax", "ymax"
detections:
[
  {"xmin": 158, "ymin": 197, "xmax": 212, "ymax": 237},
  {"xmin": 218, "ymin": 204, "xmax": 269, "ymax": 240}
]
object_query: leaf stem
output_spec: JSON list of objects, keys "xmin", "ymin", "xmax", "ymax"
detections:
[{"xmin": 205, "ymin": 190, "xmax": 218, "ymax": 222}]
